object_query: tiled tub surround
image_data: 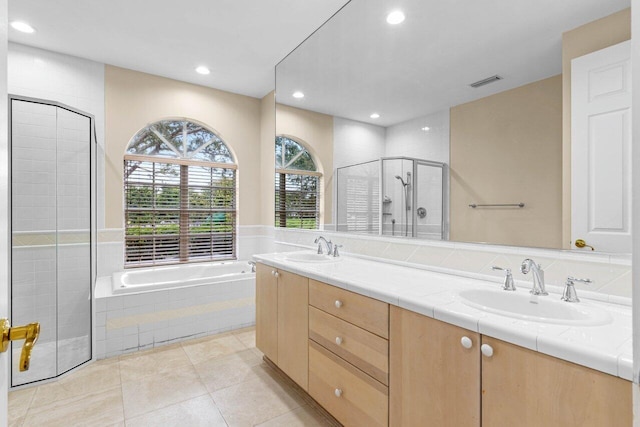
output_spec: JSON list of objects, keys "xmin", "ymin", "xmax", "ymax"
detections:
[
  {"xmin": 253, "ymin": 252, "xmax": 633, "ymax": 381},
  {"xmin": 94, "ymin": 266, "xmax": 256, "ymax": 359},
  {"xmin": 273, "ymin": 228, "xmax": 632, "ymax": 302}
]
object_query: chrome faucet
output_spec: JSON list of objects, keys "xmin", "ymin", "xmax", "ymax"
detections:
[
  {"xmin": 520, "ymin": 259, "xmax": 547, "ymax": 295},
  {"xmin": 247, "ymin": 260, "xmax": 256, "ymax": 273},
  {"xmin": 314, "ymin": 236, "xmax": 333, "ymax": 255}
]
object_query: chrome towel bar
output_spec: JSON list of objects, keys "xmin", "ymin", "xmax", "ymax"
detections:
[{"xmin": 469, "ymin": 203, "xmax": 525, "ymax": 208}]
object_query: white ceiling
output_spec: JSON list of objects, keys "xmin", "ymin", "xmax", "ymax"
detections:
[
  {"xmin": 276, "ymin": 0, "xmax": 630, "ymax": 126},
  {"xmin": 7, "ymin": 0, "xmax": 350, "ymax": 98}
]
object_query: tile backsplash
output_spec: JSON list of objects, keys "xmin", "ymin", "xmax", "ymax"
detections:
[{"xmin": 272, "ymin": 228, "xmax": 632, "ymax": 302}]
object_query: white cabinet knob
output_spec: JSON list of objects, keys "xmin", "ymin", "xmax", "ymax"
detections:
[
  {"xmin": 335, "ymin": 336, "xmax": 343, "ymax": 345},
  {"xmin": 335, "ymin": 300, "xmax": 343, "ymax": 308},
  {"xmin": 271, "ymin": 270, "xmax": 275, "ymax": 276},
  {"xmin": 481, "ymin": 344, "xmax": 494, "ymax": 358},
  {"xmin": 334, "ymin": 388, "xmax": 342, "ymax": 397},
  {"xmin": 274, "ymin": 271, "xmax": 279, "ymax": 278},
  {"xmin": 460, "ymin": 336, "xmax": 473, "ymax": 349}
]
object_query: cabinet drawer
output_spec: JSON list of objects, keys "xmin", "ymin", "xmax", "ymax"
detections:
[
  {"xmin": 309, "ymin": 340, "xmax": 388, "ymax": 427},
  {"xmin": 309, "ymin": 280, "xmax": 389, "ymax": 338},
  {"xmin": 309, "ymin": 306, "xmax": 388, "ymax": 385}
]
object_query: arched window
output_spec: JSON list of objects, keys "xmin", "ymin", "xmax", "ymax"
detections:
[
  {"xmin": 275, "ymin": 136, "xmax": 321, "ymax": 229},
  {"xmin": 124, "ymin": 119, "xmax": 236, "ymax": 267}
]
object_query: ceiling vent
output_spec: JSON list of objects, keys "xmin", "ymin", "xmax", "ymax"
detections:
[{"xmin": 469, "ymin": 75, "xmax": 503, "ymax": 88}]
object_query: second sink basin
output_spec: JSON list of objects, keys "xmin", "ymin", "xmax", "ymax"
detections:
[
  {"xmin": 458, "ymin": 288, "xmax": 611, "ymax": 326},
  {"xmin": 285, "ymin": 252, "xmax": 342, "ymax": 263}
]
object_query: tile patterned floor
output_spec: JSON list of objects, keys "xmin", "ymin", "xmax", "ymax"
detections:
[{"xmin": 8, "ymin": 327, "xmax": 334, "ymax": 427}]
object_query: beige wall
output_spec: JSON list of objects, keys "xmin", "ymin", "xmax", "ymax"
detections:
[
  {"xmin": 450, "ymin": 75, "xmax": 563, "ymax": 248},
  {"xmin": 260, "ymin": 92, "xmax": 276, "ymax": 225},
  {"xmin": 275, "ymin": 104, "xmax": 334, "ymax": 225},
  {"xmin": 561, "ymin": 8, "xmax": 631, "ymax": 248},
  {"xmin": 104, "ymin": 65, "xmax": 262, "ymax": 228}
]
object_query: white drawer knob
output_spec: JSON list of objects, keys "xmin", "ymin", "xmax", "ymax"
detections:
[
  {"xmin": 334, "ymin": 388, "xmax": 342, "ymax": 397},
  {"xmin": 460, "ymin": 336, "xmax": 473, "ymax": 349},
  {"xmin": 481, "ymin": 344, "xmax": 494, "ymax": 358},
  {"xmin": 335, "ymin": 336, "xmax": 343, "ymax": 345},
  {"xmin": 274, "ymin": 271, "xmax": 279, "ymax": 278},
  {"xmin": 271, "ymin": 270, "xmax": 275, "ymax": 276},
  {"xmin": 335, "ymin": 300, "xmax": 343, "ymax": 308}
]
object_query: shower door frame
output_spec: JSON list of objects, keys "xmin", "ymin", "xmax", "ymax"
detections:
[
  {"xmin": 380, "ymin": 157, "xmax": 448, "ymax": 239},
  {"xmin": 8, "ymin": 95, "xmax": 97, "ymax": 388}
]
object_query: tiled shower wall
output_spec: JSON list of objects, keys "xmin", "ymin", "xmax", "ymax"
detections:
[{"xmin": 272, "ymin": 228, "xmax": 632, "ymax": 302}]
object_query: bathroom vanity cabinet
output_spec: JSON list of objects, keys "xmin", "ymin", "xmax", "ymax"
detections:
[
  {"xmin": 389, "ymin": 306, "xmax": 481, "ymax": 426},
  {"xmin": 390, "ymin": 305, "xmax": 632, "ymax": 427},
  {"xmin": 255, "ymin": 263, "xmax": 309, "ymax": 390},
  {"xmin": 255, "ymin": 263, "xmax": 632, "ymax": 427}
]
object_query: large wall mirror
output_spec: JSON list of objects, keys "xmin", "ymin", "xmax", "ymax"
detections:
[{"xmin": 275, "ymin": 0, "xmax": 631, "ymax": 253}]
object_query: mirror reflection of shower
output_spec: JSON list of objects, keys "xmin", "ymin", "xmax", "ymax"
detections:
[
  {"xmin": 336, "ymin": 157, "xmax": 448, "ymax": 240},
  {"xmin": 395, "ymin": 172, "xmax": 411, "ymax": 236}
]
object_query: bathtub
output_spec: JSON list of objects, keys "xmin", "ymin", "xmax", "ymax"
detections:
[{"xmin": 112, "ymin": 261, "xmax": 255, "ymax": 294}]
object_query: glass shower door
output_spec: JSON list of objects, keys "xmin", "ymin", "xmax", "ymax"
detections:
[
  {"xmin": 10, "ymin": 98, "xmax": 93, "ymax": 386},
  {"xmin": 414, "ymin": 161, "xmax": 445, "ymax": 240}
]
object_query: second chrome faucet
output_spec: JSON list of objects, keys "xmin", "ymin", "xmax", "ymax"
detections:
[{"xmin": 521, "ymin": 258, "xmax": 547, "ymax": 295}]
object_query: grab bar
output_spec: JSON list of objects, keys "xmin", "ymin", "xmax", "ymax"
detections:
[{"xmin": 469, "ymin": 203, "xmax": 524, "ymax": 208}]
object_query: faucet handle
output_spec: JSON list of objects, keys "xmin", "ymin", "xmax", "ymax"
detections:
[
  {"xmin": 492, "ymin": 266, "xmax": 516, "ymax": 291},
  {"xmin": 562, "ymin": 276, "xmax": 592, "ymax": 303},
  {"xmin": 332, "ymin": 244, "xmax": 343, "ymax": 258}
]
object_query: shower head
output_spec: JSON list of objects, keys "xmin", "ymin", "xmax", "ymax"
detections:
[{"xmin": 395, "ymin": 175, "xmax": 408, "ymax": 186}]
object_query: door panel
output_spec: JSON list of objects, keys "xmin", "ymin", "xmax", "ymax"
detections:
[{"xmin": 571, "ymin": 40, "xmax": 631, "ymax": 252}]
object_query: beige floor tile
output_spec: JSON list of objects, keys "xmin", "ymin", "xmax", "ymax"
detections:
[
  {"xmin": 124, "ymin": 395, "xmax": 227, "ymax": 427},
  {"xmin": 211, "ymin": 365, "xmax": 305, "ymax": 427},
  {"xmin": 121, "ymin": 364, "xmax": 208, "ymax": 419},
  {"xmin": 8, "ymin": 387, "xmax": 35, "ymax": 422},
  {"xmin": 256, "ymin": 405, "xmax": 334, "ymax": 427},
  {"xmin": 22, "ymin": 386, "xmax": 124, "ymax": 427},
  {"xmin": 194, "ymin": 349, "xmax": 266, "ymax": 392},
  {"xmin": 233, "ymin": 329, "xmax": 255, "ymax": 349},
  {"xmin": 8, "ymin": 415, "xmax": 25, "ymax": 427},
  {"xmin": 30, "ymin": 358, "xmax": 121, "ymax": 407},
  {"xmin": 182, "ymin": 334, "xmax": 246, "ymax": 365},
  {"xmin": 119, "ymin": 345, "xmax": 191, "ymax": 383}
]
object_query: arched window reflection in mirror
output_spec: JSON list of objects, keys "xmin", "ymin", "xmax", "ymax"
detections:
[{"xmin": 275, "ymin": 136, "xmax": 321, "ymax": 229}]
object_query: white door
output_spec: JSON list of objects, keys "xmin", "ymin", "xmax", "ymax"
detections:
[
  {"xmin": 1, "ymin": 0, "xmax": 9, "ymax": 425},
  {"xmin": 571, "ymin": 40, "xmax": 632, "ymax": 253}
]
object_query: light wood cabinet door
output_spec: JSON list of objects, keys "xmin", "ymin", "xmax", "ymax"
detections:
[
  {"xmin": 255, "ymin": 263, "xmax": 278, "ymax": 363},
  {"xmin": 277, "ymin": 269, "xmax": 309, "ymax": 391},
  {"xmin": 481, "ymin": 336, "xmax": 632, "ymax": 427},
  {"xmin": 389, "ymin": 306, "xmax": 480, "ymax": 427}
]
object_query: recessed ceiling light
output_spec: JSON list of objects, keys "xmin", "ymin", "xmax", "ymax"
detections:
[
  {"xmin": 195, "ymin": 66, "xmax": 210, "ymax": 75},
  {"xmin": 370, "ymin": 113, "xmax": 380, "ymax": 119},
  {"xmin": 386, "ymin": 11, "xmax": 405, "ymax": 25},
  {"xmin": 292, "ymin": 91, "xmax": 305, "ymax": 99},
  {"xmin": 10, "ymin": 21, "xmax": 35, "ymax": 34},
  {"xmin": 421, "ymin": 126, "xmax": 430, "ymax": 131}
]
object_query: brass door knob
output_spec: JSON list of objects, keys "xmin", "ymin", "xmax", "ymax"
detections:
[
  {"xmin": 1, "ymin": 318, "xmax": 40, "ymax": 371},
  {"xmin": 575, "ymin": 239, "xmax": 595, "ymax": 251}
]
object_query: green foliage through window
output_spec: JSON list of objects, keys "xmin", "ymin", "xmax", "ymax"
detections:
[
  {"xmin": 125, "ymin": 120, "xmax": 236, "ymax": 267},
  {"xmin": 275, "ymin": 136, "xmax": 320, "ymax": 229}
]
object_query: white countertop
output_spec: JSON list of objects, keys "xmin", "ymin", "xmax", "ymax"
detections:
[{"xmin": 253, "ymin": 251, "xmax": 633, "ymax": 381}]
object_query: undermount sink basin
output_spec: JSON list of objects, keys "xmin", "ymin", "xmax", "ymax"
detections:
[
  {"xmin": 285, "ymin": 252, "xmax": 342, "ymax": 263},
  {"xmin": 458, "ymin": 289, "xmax": 611, "ymax": 326}
]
